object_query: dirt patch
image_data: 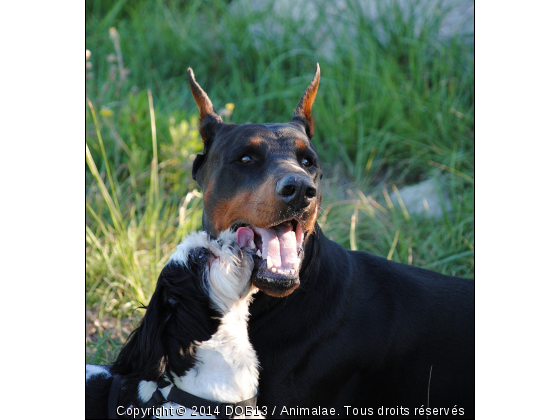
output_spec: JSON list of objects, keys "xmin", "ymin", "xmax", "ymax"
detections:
[{"xmin": 86, "ymin": 310, "xmax": 142, "ymax": 362}]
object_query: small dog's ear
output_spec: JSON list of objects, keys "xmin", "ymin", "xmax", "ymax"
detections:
[
  {"xmin": 110, "ymin": 283, "xmax": 168, "ymax": 382},
  {"xmin": 292, "ymin": 63, "xmax": 320, "ymax": 139},
  {"xmin": 111, "ymin": 261, "xmax": 221, "ymax": 382},
  {"xmin": 187, "ymin": 68, "xmax": 223, "ymax": 147}
]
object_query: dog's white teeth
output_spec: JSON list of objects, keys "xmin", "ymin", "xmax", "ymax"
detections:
[
  {"xmin": 267, "ymin": 258, "xmax": 273, "ymax": 269},
  {"xmin": 249, "ymin": 240, "xmax": 255, "ymax": 250},
  {"xmin": 256, "ymin": 249, "xmax": 262, "ymax": 257},
  {"xmin": 269, "ymin": 267, "xmax": 296, "ymax": 276},
  {"xmin": 263, "ymin": 264, "xmax": 299, "ymax": 276}
]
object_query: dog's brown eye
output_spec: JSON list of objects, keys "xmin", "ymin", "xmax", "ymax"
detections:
[
  {"xmin": 240, "ymin": 156, "xmax": 252, "ymax": 164},
  {"xmin": 302, "ymin": 158, "xmax": 312, "ymax": 167}
]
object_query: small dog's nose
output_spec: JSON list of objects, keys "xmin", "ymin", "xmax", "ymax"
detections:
[{"xmin": 276, "ymin": 174, "xmax": 316, "ymax": 210}]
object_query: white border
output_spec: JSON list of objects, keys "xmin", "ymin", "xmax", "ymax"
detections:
[
  {"xmin": 0, "ymin": 0, "xmax": 85, "ymax": 416},
  {"xmin": 476, "ymin": 2, "xmax": 560, "ymax": 419}
]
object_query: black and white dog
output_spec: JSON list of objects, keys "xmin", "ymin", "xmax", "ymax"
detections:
[{"xmin": 86, "ymin": 228, "xmax": 262, "ymax": 419}]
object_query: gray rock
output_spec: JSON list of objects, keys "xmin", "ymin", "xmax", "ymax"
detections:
[
  {"xmin": 389, "ymin": 177, "xmax": 452, "ymax": 217},
  {"xmin": 229, "ymin": 0, "xmax": 473, "ymax": 61}
]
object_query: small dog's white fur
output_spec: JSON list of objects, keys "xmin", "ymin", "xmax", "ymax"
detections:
[
  {"xmin": 148, "ymin": 230, "xmax": 261, "ymax": 419},
  {"xmin": 86, "ymin": 364, "xmax": 110, "ymax": 381}
]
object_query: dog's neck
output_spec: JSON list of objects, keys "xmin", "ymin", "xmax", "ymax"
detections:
[
  {"xmin": 137, "ymin": 291, "xmax": 259, "ymax": 411},
  {"xmin": 168, "ymin": 290, "xmax": 259, "ymax": 403}
]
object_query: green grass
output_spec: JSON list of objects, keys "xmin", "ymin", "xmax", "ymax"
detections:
[{"xmin": 86, "ymin": 0, "xmax": 473, "ymax": 363}]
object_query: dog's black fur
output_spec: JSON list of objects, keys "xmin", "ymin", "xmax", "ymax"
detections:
[
  {"xmin": 249, "ymin": 229, "xmax": 474, "ymax": 418},
  {"xmin": 187, "ymin": 65, "xmax": 474, "ymax": 418},
  {"xmin": 111, "ymin": 249, "xmax": 220, "ymax": 381}
]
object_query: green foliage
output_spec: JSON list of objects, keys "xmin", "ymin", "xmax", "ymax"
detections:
[{"xmin": 86, "ymin": 0, "xmax": 474, "ymax": 362}]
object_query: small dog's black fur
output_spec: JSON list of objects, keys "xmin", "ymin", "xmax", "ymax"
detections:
[{"xmin": 86, "ymin": 247, "xmax": 221, "ymax": 419}]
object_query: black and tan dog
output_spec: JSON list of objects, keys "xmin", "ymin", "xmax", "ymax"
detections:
[{"xmin": 187, "ymin": 64, "xmax": 474, "ymax": 419}]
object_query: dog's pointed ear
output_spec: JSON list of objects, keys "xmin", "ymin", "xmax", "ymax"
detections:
[
  {"xmin": 187, "ymin": 68, "xmax": 223, "ymax": 146},
  {"xmin": 292, "ymin": 63, "xmax": 320, "ymax": 139}
]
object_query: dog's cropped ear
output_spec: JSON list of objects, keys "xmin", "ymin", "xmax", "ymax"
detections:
[
  {"xmin": 187, "ymin": 68, "xmax": 223, "ymax": 147},
  {"xmin": 292, "ymin": 63, "xmax": 320, "ymax": 139}
]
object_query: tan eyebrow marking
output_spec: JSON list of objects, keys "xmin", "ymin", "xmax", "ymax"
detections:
[
  {"xmin": 247, "ymin": 137, "xmax": 264, "ymax": 147},
  {"xmin": 295, "ymin": 138, "xmax": 308, "ymax": 151}
]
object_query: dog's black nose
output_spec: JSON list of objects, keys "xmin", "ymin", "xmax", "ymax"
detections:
[{"xmin": 276, "ymin": 174, "xmax": 317, "ymax": 210}]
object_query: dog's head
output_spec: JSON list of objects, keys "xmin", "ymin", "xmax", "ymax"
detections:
[
  {"xmin": 110, "ymin": 230, "xmax": 255, "ymax": 383},
  {"xmin": 187, "ymin": 65, "xmax": 322, "ymax": 298}
]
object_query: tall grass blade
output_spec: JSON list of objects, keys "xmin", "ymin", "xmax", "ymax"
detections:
[
  {"xmin": 350, "ymin": 207, "xmax": 358, "ymax": 251},
  {"xmin": 87, "ymin": 98, "xmax": 121, "ymax": 213},
  {"xmin": 387, "ymin": 229, "xmax": 400, "ymax": 261}
]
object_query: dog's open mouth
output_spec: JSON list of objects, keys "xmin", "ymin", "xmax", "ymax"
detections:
[{"xmin": 233, "ymin": 220, "xmax": 304, "ymax": 297}]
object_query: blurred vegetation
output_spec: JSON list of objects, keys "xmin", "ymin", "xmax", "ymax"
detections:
[{"xmin": 86, "ymin": 0, "xmax": 473, "ymax": 363}]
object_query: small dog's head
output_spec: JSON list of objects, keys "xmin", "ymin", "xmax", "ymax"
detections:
[
  {"xmin": 110, "ymin": 230, "xmax": 255, "ymax": 384},
  {"xmin": 170, "ymin": 229, "xmax": 256, "ymax": 313},
  {"xmin": 187, "ymin": 65, "xmax": 322, "ymax": 298}
]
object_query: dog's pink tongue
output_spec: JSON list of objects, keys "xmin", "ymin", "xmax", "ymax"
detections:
[
  {"xmin": 253, "ymin": 225, "xmax": 298, "ymax": 271},
  {"xmin": 236, "ymin": 227, "xmax": 254, "ymax": 248}
]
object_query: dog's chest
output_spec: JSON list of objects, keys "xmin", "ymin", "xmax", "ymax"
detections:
[{"xmin": 172, "ymin": 300, "xmax": 259, "ymax": 404}]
